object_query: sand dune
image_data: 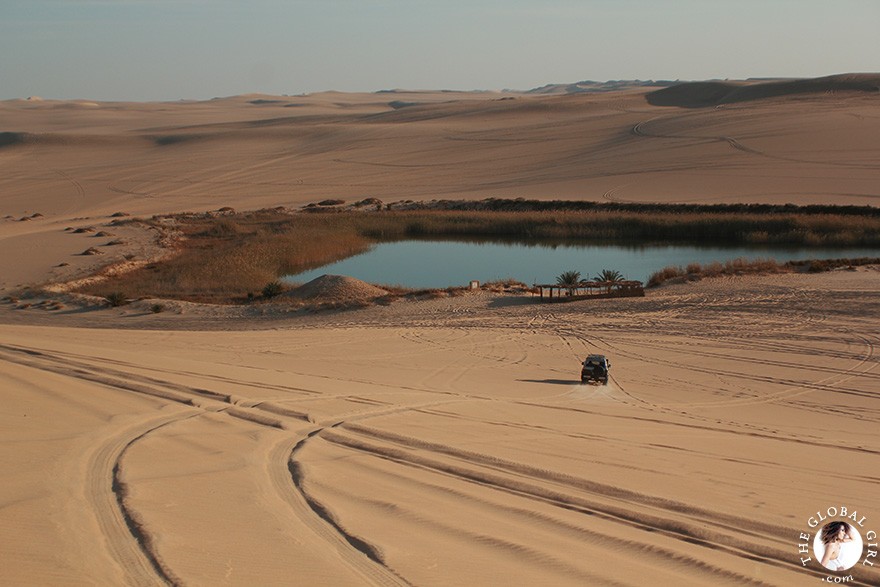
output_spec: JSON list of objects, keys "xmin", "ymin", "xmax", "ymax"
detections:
[
  {"xmin": 1, "ymin": 77, "xmax": 879, "ymax": 585},
  {"xmin": 2, "ymin": 268, "xmax": 879, "ymax": 585},
  {"xmin": 1, "ymin": 77, "xmax": 878, "ymax": 224},
  {"xmin": 288, "ymin": 274, "xmax": 389, "ymax": 302},
  {"xmin": 647, "ymin": 73, "xmax": 880, "ymax": 107}
]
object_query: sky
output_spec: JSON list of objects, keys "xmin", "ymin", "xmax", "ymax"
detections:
[{"xmin": 1, "ymin": 0, "xmax": 878, "ymax": 101}]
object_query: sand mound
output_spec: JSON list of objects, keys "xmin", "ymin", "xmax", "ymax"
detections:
[
  {"xmin": 288, "ymin": 274, "xmax": 388, "ymax": 302},
  {"xmin": 647, "ymin": 73, "xmax": 880, "ymax": 107}
]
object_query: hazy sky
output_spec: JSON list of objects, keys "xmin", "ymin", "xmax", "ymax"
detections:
[{"xmin": 2, "ymin": 0, "xmax": 878, "ymax": 101}]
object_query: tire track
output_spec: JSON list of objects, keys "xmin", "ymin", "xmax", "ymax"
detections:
[
  {"xmin": 632, "ymin": 114, "xmax": 880, "ymax": 170},
  {"xmin": 96, "ymin": 412, "xmax": 198, "ymax": 587},
  {"xmin": 314, "ymin": 424, "xmax": 839, "ymax": 583},
  {"xmin": 582, "ymin": 328, "xmax": 878, "ymax": 409},
  {"xmin": 269, "ymin": 432, "xmax": 412, "ymax": 587},
  {"xmin": 0, "ymin": 343, "xmax": 304, "ymax": 584},
  {"xmin": 316, "ymin": 454, "xmax": 809, "ymax": 586},
  {"xmin": 17, "ymin": 343, "xmax": 328, "ymax": 399},
  {"xmin": 562, "ymin": 326, "xmax": 879, "ymax": 439},
  {"xmin": 0, "ymin": 343, "xmax": 302, "ymax": 427},
  {"xmin": 0, "ymin": 341, "xmax": 396, "ymax": 584}
]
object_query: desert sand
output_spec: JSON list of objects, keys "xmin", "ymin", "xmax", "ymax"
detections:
[{"xmin": 1, "ymin": 78, "xmax": 879, "ymax": 586}]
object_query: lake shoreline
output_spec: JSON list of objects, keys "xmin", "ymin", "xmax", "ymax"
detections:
[{"xmin": 53, "ymin": 200, "xmax": 880, "ymax": 304}]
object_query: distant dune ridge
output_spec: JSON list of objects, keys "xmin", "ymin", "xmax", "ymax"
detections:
[
  {"xmin": 524, "ymin": 79, "xmax": 675, "ymax": 94},
  {"xmin": 646, "ymin": 73, "xmax": 880, "ymax": 107}
]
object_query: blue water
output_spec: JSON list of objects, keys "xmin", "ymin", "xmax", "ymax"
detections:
[{"xmin": 282, "ymin": 239, "xmax": 878, "ymax": 288}]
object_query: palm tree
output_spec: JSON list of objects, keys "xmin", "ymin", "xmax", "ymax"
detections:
[
  {"xmin": 595, "ymin": 269, "xmax": 624, "ymax": 294},
  {"xmin": 556, "ymin": 270, "xmax": 581, "ymax": 296}
]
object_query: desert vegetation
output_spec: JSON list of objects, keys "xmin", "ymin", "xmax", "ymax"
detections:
[
  {"xmin": 103, "ymin": 292, "xmax": 128, "ymax": 307},
  {"xmin": 344, "ymin": 206, "xmax": 880, "ymax": 247},
  {"xmin": 261, "ymin": 281, "xmax": 285, "ymax": 299},
  {"xmin": 647, "ymin": 256, "xmax": 880, "ymax": 287},
  {"xmin": 73, "ymin": 202, "xmax": 880, "ymax": 303}
]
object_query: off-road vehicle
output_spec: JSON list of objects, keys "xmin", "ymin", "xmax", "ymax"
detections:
[{"xmin": 581, "ymin": 354, "xmax": 610, "ymax": 385}]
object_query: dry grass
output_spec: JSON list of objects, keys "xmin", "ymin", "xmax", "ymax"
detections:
[
  {"xmin": 77, "ymin": 211, "xmax": 373, "ymax": 302},
  {"xmin": 648, "ymin": 257, "xmax": 880, "ymax": 287}
]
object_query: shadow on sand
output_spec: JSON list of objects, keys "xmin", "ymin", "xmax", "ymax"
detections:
[{"xmin": 518, "ymin": 379, "xmax": 579, "ymax": 386}]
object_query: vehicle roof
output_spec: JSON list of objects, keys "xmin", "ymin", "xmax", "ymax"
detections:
[{"xmin": 585, "ymin": 354, "xmax": 607, "ymax": 360}]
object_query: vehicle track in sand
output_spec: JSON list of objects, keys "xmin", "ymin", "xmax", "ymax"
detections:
[
  {"xmin": 632, "ymin": 113, "xmax": 880, "ymax": 170},
  {"xmin": 504, "ymin": 307, "xmax": 880, "ymax": 456},
  {"xmin": 2, "ymin": 336, "xmax": 554, "ymax": 585},
  {"xmin": 4, "ymin": 317, "xmax": 878, "ymax": 585},
  {"xmin": 0, "ymin": 343, "xmax": 201, "ymax": 585},
  {"xmin": 0, "ymin": 342, "xmax": 389, "ymax": 583},
  {"xmin": 263, "ymin": 431, "xmax": 411, "ymax": 587},
  {"xmin": 295, "ymin": 421, "xmax": 853, "ymax": 585},
  {"xmin": 94, "ymin": 412, "xmax": 197, "ymax": 586},
  {"xmin": 277, "ymin": 318, "xmax": 878, "ymax": 584},
  {"xmin": 582, "ymin": 326, "xmax": 879, "ymax": 412}
]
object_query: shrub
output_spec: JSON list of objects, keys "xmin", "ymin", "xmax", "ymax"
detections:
[
  {"xmin": 150, "ymin": 303, "xmax": 166, "ymax": 313},
  {"xmin": 647, "ymin": 266, "xmax": 684, "ymax": 287},
  {"xmin": 203, "ymin": 219, "xmax": 240, "ymax": 237},
  {"xmin": 262, "ymin": 281, "xmax": 285, "ymax": 298},
  {"xmin": 704, "ymin": 261, "xmax": 724, "ymax": 276},
  {"xmin": 104, "ymin": 292, "xmax": 128, "ymax": 307}
]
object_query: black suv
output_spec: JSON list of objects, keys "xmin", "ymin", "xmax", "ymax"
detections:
[{"xmin": 581, "ymin": 355, "xmax": 610, "ymax": 385}]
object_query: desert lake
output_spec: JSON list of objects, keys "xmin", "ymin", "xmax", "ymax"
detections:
[{"xmin": 283, "ymin": 239, "xmax": 879, "ymax": 288}]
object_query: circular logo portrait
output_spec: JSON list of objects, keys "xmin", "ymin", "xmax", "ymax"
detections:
[{"xmin": 813, "ymin": 521, "xmax": 863, "ymax": 571}]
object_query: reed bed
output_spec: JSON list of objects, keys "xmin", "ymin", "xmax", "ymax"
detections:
[
  {"xmin": 76, "ymin": 206, "xmax": 880, "ymax": 303},
  {"xmin": 647, "ymin": 257, "xmax": 880, "ymax": 287},
  {"xmin": 349, "ymin": 209, "xmax": 880, "ymax": 246}
]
